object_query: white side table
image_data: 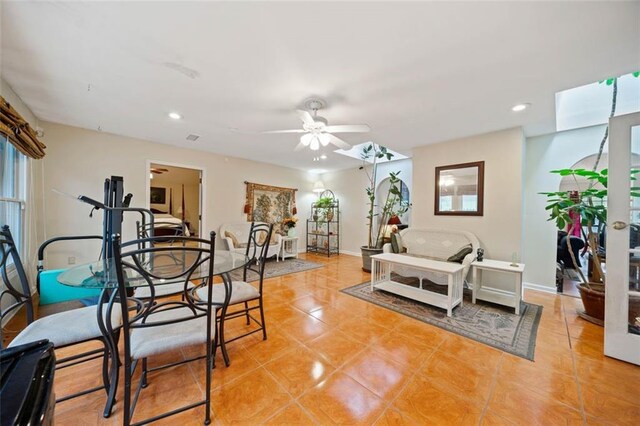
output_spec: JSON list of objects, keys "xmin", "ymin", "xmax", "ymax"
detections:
[
  {"xmin": 280, "ymin": 236, "xmax": 299, "ymax": 260},
  {"xmin": 471, "ymin": 259, "xmax": 525, "ymax": 315}
]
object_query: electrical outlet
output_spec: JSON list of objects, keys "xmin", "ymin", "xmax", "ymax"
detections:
[{"xmin": 68, "ymin": 256, "xmax": 76, "ymax": 265}]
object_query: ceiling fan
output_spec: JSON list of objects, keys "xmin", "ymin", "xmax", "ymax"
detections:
[
  {"xmin": 262, "ymin": 99, "xmax": 370, "ymax": 152},
  {"xmin": 150, "ymin": 167, "xmax": 169, "ymax": 175}
]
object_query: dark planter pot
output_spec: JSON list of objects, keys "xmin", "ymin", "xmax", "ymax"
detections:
[
  {"xmin": 577, "ymin": 283, "xmax": 605, "ymax": 325},
  {"xmin": 577, "ymin": 283, "xmax": 640, "ymax": 327},
  {"xmin": 361, "ymin": 246, "xmax": 383, "ymax": 272}
]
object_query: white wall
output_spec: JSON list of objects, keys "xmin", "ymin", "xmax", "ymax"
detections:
[
  {"xmin": 39, "ymin": 121, "xmax": 316, "ymax": 269},
  {"xmin": 412, "ymin": 127, "xmax": 525, "ymax": 290},
  {"xmin": 321, "ymin": 158, "xmax": 413, "ymax": 255},
  {"xmin": 523, "ymin": 124, "xmax": 606, "ymax": 289}
]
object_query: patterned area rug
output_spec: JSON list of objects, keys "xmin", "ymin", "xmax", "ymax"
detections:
[
  {"xmin": 341, "ymin": 277, "xmax": 543, "ymax": 360},
  {"xmin": 229, "ymin": 257, "xmax": 324, "ymax": 282}
]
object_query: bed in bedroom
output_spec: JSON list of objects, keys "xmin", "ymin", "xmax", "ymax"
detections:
[{"xmin": 147, "ymin": 209, "xmax": 190, "ymax": 237}]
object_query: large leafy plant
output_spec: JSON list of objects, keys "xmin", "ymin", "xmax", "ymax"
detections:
[
  {"xmin": 361, "ymin": 143, "xmax": 394, "ymax": 248},
  {"xmin": 541, "ymin": 168, "xmax": 640, "ymax": 287}
]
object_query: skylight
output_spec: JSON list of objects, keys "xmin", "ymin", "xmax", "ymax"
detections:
[
  {"xmin": 334, "ymin": 142, "xmax": 409, "ymax": 163},
  {"xmin": 555, "ymin": 71, "xmax": 640, "ymax": 132}
]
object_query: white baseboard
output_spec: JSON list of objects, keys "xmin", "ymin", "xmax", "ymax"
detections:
[
  {"xmin": 339, "ymin": 250, "xmax": 362, "ymax": 257},
  {"xmin": 523, "ymin": 281, "xmax": 557, "ymax": 294}
]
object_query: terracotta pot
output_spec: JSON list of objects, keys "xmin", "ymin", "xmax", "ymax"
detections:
[
  {"xmin": 577, "ymin": 283, "xmax": 605, "ymax": 323},
  {"xmin": 361, "ymin": 246, "xmax": 383, "ymax": 272}
]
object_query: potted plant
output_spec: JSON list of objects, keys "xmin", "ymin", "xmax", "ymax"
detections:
[
  {"xmin": 541, "ymin": 168, "xmax": 640, "ymax": 324},
  {"xmin": 282, "ymin": 217, "xmax": 298, "ymax": 237},
  {"xmin": 360, "ymin": 143, "xmax": 395, "ymax": 271},
  {"xmin": 314, "ymin": 196, "xmax": 335, "ymax": 222}
]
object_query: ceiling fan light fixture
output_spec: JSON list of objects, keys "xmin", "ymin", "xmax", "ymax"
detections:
[
  {"xmin": 300, "ymin": 133, "xmax": 313, "ymax": 146},
  {"xmin": 319, "ymin": 133, "xmax": 331, "ymax": 146},
  {"xmin": 310, "ymin": 137, "xmax": 320, "ymax": 151}
]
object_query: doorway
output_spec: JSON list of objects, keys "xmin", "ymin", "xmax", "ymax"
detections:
[{"xmin": 146, "ymin": 162, "xmax": 203, "ymax": 238}]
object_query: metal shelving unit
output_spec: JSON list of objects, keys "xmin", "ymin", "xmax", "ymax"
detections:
[{"xmin": 306, "ymin": 192, "xmax": 339, "ymax": 257}]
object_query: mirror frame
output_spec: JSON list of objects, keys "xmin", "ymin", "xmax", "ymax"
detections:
[{"xmin": 434, "ymin": 161, "xmax": 485, "ymax": 216}]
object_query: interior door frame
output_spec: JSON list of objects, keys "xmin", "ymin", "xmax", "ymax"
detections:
[
  {"xmin": 605, "ymin": 111, "xmax": 640, "ymax": 364},
  {"xmin": 146, "ymin": 159, "xmax": 206, "ymax": 238}
]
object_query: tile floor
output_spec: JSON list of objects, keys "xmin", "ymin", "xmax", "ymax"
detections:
[{"xmin": 5, "ymin": 253, "xmax": 639, "ymax": 425}]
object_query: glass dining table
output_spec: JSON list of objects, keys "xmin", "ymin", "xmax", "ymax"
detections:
[
  {"xmin": 56, "ymin": 249, "xmax": 251, "ymax": 418},
  {"xmin": 58, "ymin": 250, "xmax": 250, "ymax": 289}
]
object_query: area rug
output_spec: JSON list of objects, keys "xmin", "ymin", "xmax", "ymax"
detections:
[
  {"xmin": 341, "ymin": 278, "xmax": 542, "ymax": 360},
  {"xmin": 229, "ymin": 257, "xmax": 324, "ymax": 282}
]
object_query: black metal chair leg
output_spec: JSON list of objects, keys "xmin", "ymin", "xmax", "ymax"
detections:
[
  {"xmin": 259, "ymin": 297, "xmax": 267, "ymax": 341},
  {"xmin": 141, "ymin": 358, "xmax": 149, "ymax": 388},
  {"xmin": 204, "ymin": 335, "xmax": 212, "ymax": 424},
  {"xmin": 103, "ymin": 346, "xmax": 119, "ymax": 418},
  {"xmin": 244, "ymin": 301, "xmax": 250, "ymax": 325}
]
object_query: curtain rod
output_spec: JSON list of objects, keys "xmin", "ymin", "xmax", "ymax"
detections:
[{"xmin": 244, "ymin": 181, "xmax": 298, "ymax": 192}]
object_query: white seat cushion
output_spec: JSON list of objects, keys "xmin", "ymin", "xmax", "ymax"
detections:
[
  {"xmin": 129, "ymin": 306, "xmax": 216, "ymax": 360},
  {"xmin": 133, "ymin": 282, "xmax": 195, "ymax": 299},
  {"xmin": 9, "ymin": 305, "xmax": 122, "ymax": 348},
  {"xmin": 195, "ymin": 281, "xmax": 260, "ymax": 305}
]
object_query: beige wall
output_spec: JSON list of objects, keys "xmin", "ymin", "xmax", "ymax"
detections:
[
  {"xmin": 412, "ymin": 127, "xmax": 525, "ymax": 289},
  {"xmin": 39, "ymin": 121, "xmax": 316, "ymax": 268}
]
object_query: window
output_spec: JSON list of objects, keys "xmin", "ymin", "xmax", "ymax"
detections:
[
  {"xmin": 461, "ymin": 195, "xmax": 478, "ymax": 211},
  {"xmin": 439, "ymin": 195, "xmax": 453, "ymax": 212},
  {"xmin": 1, "ymin": 135, "xmax": 27, "ymax": 258}
]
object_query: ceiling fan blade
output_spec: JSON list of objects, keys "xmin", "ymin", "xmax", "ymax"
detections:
[
  {"xmin": 261, "ymin": 129, "xmax": 306, "ymax": 134},
  {"xmin": 328, "ymin": 134, "xmax": 352, "ymax": 150},
  {"xmin": 294, "ymin": 140, "xmax": 308, "ymax": 152},
  {"xmin": 297, "ymin": 109, "xmax": 316, "ymax": 126},
  {"xmin": 324, "ymin": 124, "xmax": 371, "ymax": 133}
]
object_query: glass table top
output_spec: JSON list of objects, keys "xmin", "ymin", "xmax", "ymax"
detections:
[{"xmin": 57, "ymin": 250, "xmax": 249, "ymax": 289}]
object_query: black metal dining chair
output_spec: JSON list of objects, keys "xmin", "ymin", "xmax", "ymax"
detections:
[
  {"xmin": 133, "ymin": 220, "xmax": 193, "ymax": 300},
  {"xmin": 110, "ymin": 231, "xmax": 230, "ymax": 426},
  {"xmin": 0, "ymin": 225, "xmax": 120, "ymax": 417},
  {"xmin": 195, "ymin": 222, "xmax": 272, "ymax": 366}
]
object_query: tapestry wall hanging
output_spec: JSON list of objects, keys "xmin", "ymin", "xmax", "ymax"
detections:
[{"xmin": 244, "ymin": 181, "xmax": 297, "ymax": 235}]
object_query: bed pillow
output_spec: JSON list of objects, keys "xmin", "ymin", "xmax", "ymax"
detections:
[
  {"xmin": 391, "ymin": 233, "xmax": 406, "ymax": 254},
  {"xmin": 447, "ymin": 244, "xmax": 473, "ymax": 263},
  {"xmin": 225, "ymin": 231, "xmax": 240, "ymax": 247}
]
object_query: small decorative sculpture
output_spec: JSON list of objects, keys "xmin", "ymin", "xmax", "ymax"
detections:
[{"xmin": 477, "ymin": 248, "xmax": 484, "ymax": 262}]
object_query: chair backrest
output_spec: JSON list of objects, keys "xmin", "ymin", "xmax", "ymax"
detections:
[
  {"xmin": 242, "ymin": 222, "xmax": 274, "ymax": 292},
  {"xmin": 0, "ymin": 225, "xmax": 34, "ymax": 348},
  {"xmin": 110, "ymin": 232, "xmax": 230, "ymax": 348}
]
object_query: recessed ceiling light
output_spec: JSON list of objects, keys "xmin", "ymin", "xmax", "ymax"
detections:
[
  {"xmin": 511, "ymin": 103, "xmax": 530, "ymax": 112},
  {"xmin": 320, "ymin": 154, "xmax": 327, "ymax": 160},
  {"xmin": 168, "ymin": 112, "xmax": 182, "ymax": 120}
]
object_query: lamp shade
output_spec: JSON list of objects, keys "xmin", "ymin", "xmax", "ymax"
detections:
[
  {"xmin": 388, "ymin": 215, "xmax": 401, "ymax": 225},
  {"xmin": 312, "ymin": 181, "xmax": 325, "ymax": 193}
]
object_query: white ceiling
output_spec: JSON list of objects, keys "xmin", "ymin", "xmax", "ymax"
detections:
[{"xmin": 2, "ymin": 1, "xmax": 639, "ymax": 172}]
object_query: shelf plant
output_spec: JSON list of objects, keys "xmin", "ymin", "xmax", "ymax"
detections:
[{"xmin": 314, "ymin": 196, "xmax": 335, "ymax": 222}]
